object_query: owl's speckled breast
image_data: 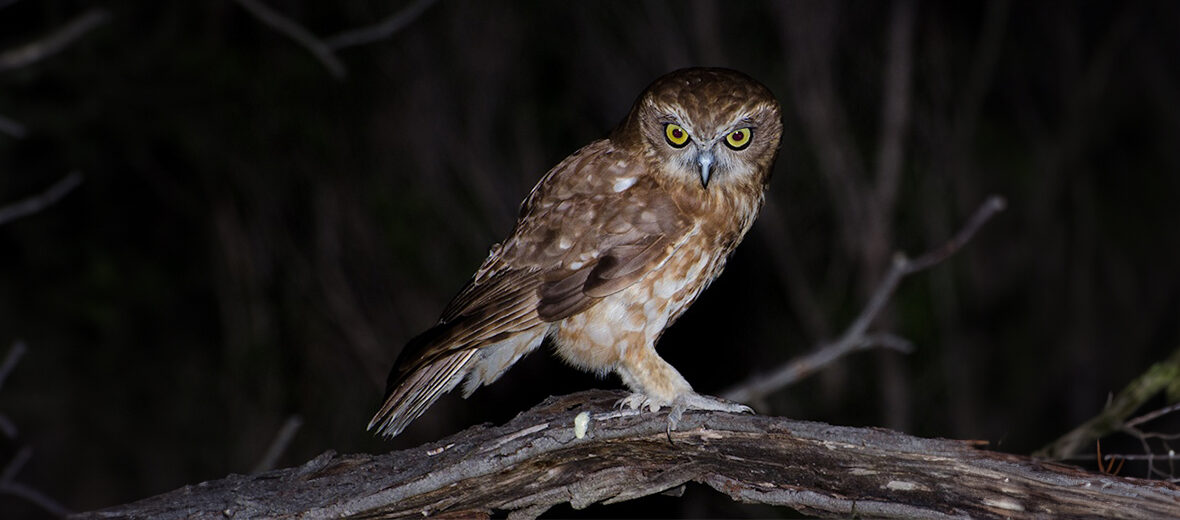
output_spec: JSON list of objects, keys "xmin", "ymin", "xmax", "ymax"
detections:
[{"xmin": 549, "ymin": 235, "xmax": 718, "ymax": 373}]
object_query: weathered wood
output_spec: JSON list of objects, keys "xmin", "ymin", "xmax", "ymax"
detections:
[{"xmin": 76, "ymin": 390, "xmax": 1180, "ymax": 519}]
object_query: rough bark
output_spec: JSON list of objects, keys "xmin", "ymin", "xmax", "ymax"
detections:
[{"xmin": 77, "ymin": 390, "xmax": 1180, "ymax": 519}]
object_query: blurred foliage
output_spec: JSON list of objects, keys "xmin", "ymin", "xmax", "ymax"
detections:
[{"xmin": 0, "ymin": 0, "xmax": 1178, "ymax": 518}]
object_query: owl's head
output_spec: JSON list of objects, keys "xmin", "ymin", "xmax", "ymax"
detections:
[{"xmin": 613, "ymin": 67, "xmax": 783, "ymax": 189}]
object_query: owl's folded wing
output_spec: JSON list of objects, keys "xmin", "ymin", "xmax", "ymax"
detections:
[{"xmin": 371, "ymin": 142, "xmax": 693, "ymax": 437}]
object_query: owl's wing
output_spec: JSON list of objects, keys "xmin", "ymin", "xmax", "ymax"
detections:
[{"xmin": 370, "ymin": 140, "xmax": 693, "ymax": 437}]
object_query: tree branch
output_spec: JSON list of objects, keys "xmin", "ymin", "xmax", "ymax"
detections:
[
  {"xmin": 324, "ymin": 0, "xmax": 440, "ymax": 50},
  {"xmin": 0, "ymin": 8, "xmax": 110, "ymax": 73},
  {"xmin": 75, "ymin": 390, "xmax": 1180, "ymax": 519},
  {"xmin": 232, "ymin": 0, "xmax": 347, "ymax": 79},
  {"xmin": 0, "ymin": 114, "xmax": 27, "ymax": 139},
  {"xmin": 1035, "ymin": 347, "xmax": 1180, "ymax": 460},
  {"xmin": 872, "ymin": 0, "xmax": 915, "ymax": 226},
  {"xmin": 252, "ymin": 415, "xmax": 303, "ymax": 474},
  {"xmin": 0, "ymin": 342, "xmax": 72, "ymax": 517},
  {"xmin": 234, "ymin": 0, "xmax": 438, "ymax": 80},
  {"xmin": 0, "ymin": 171, "xmax": 83, "ymax": 227},
  {"xmin": 724, "ymin": 195, "xmax": 1007, "ymax": 403}
]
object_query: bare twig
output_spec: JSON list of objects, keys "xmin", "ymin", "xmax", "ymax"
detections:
[
  {"xmin": 723, "ymin": 333, "xmax": 914, "ymax": 404},
  {"xmin": 1125, "ymin": 403, "xmax": 1180, "ymax": 429},
  {"xmin": 0, "ymin": 342, "xmax": 24, "ymax": 439},
  {"xmin": 232, "ymin": 0, "xmax": 347, "ymax": 79},
  {"xmin": 0, "ymin": 8, "xmax": 110, "ymax": 73},
  {"xmin": 1098, "ymin": 453, "xmax": 1180, "ymax": 463},
  {"xmin": 0, "ymin": 341, "xmax": 27, "ymax": 392},
  {"xmin": 871, "ymin": 0, "xmax": 915, "ymax": 226},
  {"xmin": 0, "ymin": 171, "xmax": 83, "ymax": 227},
  {"xmin": 1121, "ymin": 402, "xmax": 1180, "ymax": 480},
  {"xmin": 0, "ymin": 481, "xmax": 73, "ymax": 517},
  {"xmin": 0, "ymin": 343, "xmax": 72, "ymax": 516},
  {"xmin": 723, "ymin": 195, "xmax": 1007, "ymax": 404},
  {"xmin": 324, "ymin": 0, "xmax": 440, "ymax": 50},
  {"xmin": 252, "ymin": 415, "xmax": 303, "ymax": 474},
  {"xmin": 1036, "ymin": 346, "xmax": 1180, "ymax": 460},
  {"xmin": 1, "ymin": 448, "xmax": 73, "ymax": 516},
  {"xmin": 0, "ymin": 416, "xmax": 15, "ymax": 440},
  {"xmin": 0, "ymin": 446, "xmax": 30, "ymax": 484},
  {"xmin": 0, "ymin": 114, "xmax": 27, "ymax": 139},
  {"xmin": 1061, "ymin": 452, "xmax": 1180, "ymax": 463}
]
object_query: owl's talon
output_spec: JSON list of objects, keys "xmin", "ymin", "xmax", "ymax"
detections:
[
  {"xmin": 616, "ymin": 392, "xmax": 671, "ymax": 413},
  {"xmin": 666, "ymin": 393, "xmax": 754, "ymax": 432}
]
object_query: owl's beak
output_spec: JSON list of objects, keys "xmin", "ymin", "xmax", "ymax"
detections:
[{"xmin": 696, "ymin": 149, "xmax": 715, "ymax": 188}]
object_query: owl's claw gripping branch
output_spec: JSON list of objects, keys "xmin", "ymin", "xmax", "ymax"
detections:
[
  {"xmin": 370, "ymin": 67, "xmax": 783, "ymax": 439},
  {"xmin": 667, "ymin": 393, "xmax": 755, "ymax": 431}
]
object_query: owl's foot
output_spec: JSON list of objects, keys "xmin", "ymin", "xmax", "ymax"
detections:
[
  {"xmin": 615, "ymin": 391, "xmax": 753, "ymax": 431},
  {"xmin": 667, "ymin": 393, "xmax": 754, "ymax": 430},
  {"xmin": 615, "ymin": 392, "xmax": 671, "ymax": 413}
]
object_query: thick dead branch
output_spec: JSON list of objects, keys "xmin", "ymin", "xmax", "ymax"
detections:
[
  {"xmin": 724, "ymin": 195, "xmax": 1006, "ymax": 403},
  {"xmin": 0, "ymin": 8, "xmax": 110, "ymax": 73},
  {"xmin": 0, "ymin": 171, "xmax": 83, "ymax": 227},
  {"xmin": 77, "ymin": 390, "xmax": 1180, "ymax": 519}
]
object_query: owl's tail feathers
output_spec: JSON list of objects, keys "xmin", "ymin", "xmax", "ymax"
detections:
[{"xmin": 367, "ymin": 344, "xmax": 478, "ymax": 439}]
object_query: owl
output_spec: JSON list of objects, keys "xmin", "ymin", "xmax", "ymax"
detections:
[{"xmin": 370, "ymin": 67, "xmax": 783, "ymax": 438}]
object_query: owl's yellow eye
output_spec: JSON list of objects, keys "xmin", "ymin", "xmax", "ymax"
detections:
[
  {"xmin": 725, "ymin": 128, "xmax": 752, "ymax": 150},
  {"xmin": 664, "ymin": 123, "xmax": 690, "ymax": 148}
]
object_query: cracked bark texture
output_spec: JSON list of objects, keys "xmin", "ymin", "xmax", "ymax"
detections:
[{"xmin": 76, "ymin": 390, "xmax": 1180, "ymax": 519}]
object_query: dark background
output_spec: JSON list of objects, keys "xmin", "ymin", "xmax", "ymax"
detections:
[{"xmin": 2, "ymin": 1, "xmax": 1178, "ymax": 518}]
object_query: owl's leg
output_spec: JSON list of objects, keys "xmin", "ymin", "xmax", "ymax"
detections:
[
  {"xmin": 614, "ymin": 342, "xmax": 692, "ymax": 412},
  {"xmin": 614, "ymin": 342, "xmax": 752, "ymax": 429}
]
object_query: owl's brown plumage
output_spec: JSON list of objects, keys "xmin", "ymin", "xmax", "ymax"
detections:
[{"xmin": 370, "ymin": 68, "xmax": 783, "ymax": 438}]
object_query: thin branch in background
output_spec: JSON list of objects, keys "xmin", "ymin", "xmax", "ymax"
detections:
[
  {"xmin": 1035, "ymin": 346, "xmax": 1180, "ymax": 460},
  {"xmin": 0, "ymin": 343, "xmax": 72, "ymax": 517},
  {"xmin": 0, "ymin": 171, "xmax": 83, "ymax": 227},
  {"xmin": 723, "ymin": 195, "xmax": 1007, "ymax": 404},
  {"xmin": 1061, "ymin": 452, "xmax": 1180, "ymax": 463},
  {"xmin": 871, "ymin": 0, "xmax": 915, "ymax": 222},
  {"xmin": 1121, "ymin": 403, "xmax": 1180, "ymax": 480},
  {"xmin": 0, "ymin": 446, "xmax": 30, "ymax": 484},
  {"xmin": 232, "ymin": 0, "xmax": 347, "ymax": 79},
  {"xmin": 0, "ymin": 415, "xmax": 15, "ymax": 440},
  {"xmin": 0, "ymin": 341, "xmax": 27, "ymax": 392},
  {"xmin": 1125, "ymin": 403, "xmax": 1180, "ymax": 429},
  {"xmin": 325, "ymin": 0, "xmax": 440, "ymax": 50},
  {"xmin": 0, "ymin": 114, "xmax": 27, "ymax": 139},
  {"xmin": 0, "ymin": 341, "xmax": 28, "ymax": 439},
  {"xmin": 0, "ymin": 8, "xmax": 110, "ymax": 73},
  {"xmin": 0, "ymin": 447, "xmax": 72, "ymax": 518},
  {"xmin": 252, "ymin": 415, "xmax": 303, "ymax": 474}
]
